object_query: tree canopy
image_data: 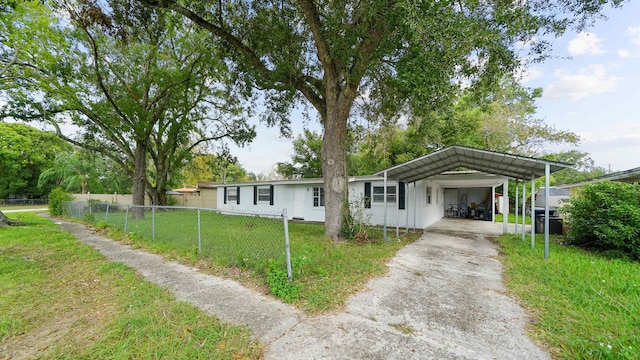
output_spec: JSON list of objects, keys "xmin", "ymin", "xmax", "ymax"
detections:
[
  {"xmin": 139, "ymin": 0, "xmax": 625, "ymax": 239},
  {"xmin": 179, "ymin": 152, "xmax": 252, "ymax": 185},
  {"xmin": 0, "ymin": 122, "xmax": 71, "ymax": 199},
  {"xmin": 3, "ymin": 0, "xmax": 255, "ymax": 210}
]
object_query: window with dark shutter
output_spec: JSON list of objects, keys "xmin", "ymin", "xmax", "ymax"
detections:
[
  {"xmin": 253, "ymin": 186, "xmax": 257, "ymax": 205},
  {"xmin": 269, "ymin": 185, "xmax": 274, "ymax": 205},
  {"xmin": 223, "ymin": 187, "xmax": 227, "ymax": 204},
  {"xmin": 236, "ymin": 186, "xmax": 240, "ymax": 204}
]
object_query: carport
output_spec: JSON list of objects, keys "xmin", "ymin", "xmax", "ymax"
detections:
[{"xmin": 375, "ymin": 146, "xmax": 572, "ymax": 259}]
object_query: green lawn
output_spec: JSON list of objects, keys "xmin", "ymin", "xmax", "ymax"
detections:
[
  {"xmin": 496, "ymin": 234, "xmax": 639, "ymax": 359},
  {"xmin": 75, "ymin": 206, "xmax": 422, "ymax": 313},
  {"xmin": 495, "ymin": 213, "xmax": 532, "ymax": 224},
  {"xmin": 0, "ymin": 213, "xmax": 261, "ymax": 359},
  {"xmin": 0, "ymin": 205, "xmax": 48, "ymax": 211}
]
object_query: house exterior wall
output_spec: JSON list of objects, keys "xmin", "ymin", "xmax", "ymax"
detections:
[{"xmin": 214, "ymin": 174, "xmax": 502, "ymax": 229}]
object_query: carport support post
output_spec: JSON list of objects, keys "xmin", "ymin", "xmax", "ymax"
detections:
[
  {"xmin": 502, "ymin": 179, "xmax": 508, "ymax": 234},
  {"xmin": 531, "ymin": 175, "xmax": 535, "ymax": 249},
  {"xmin": 383, "ymin": 171, "xmax": 388, "ymax": 241},
  {"xmin": 405, "ymin": 182, "xmax": 409, "ymax": 235},
  {"xmin": 544, "ymin": 163, "xmax": 550, "ymax": 260},
  {"xmin": 491, "ymin": 186, "xmax": 496, "ymax": 222},
  {"xmin": 395, "ymin": 179, "xmax": 400, "ymax": 238},
  {"xmin": 522, "ymin": 178, "xmax": 527, "ymax": 242},
  {"xmin": 413, "ymin": 182, "xmax": 417, "ymax": 232},
  {"xmin": 515, "ymin": 179, "xmax": 519, "ymax": 235}
]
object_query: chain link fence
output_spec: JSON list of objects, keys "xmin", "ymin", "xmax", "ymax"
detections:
[
  {"xmin": 1, "ymin": 198, "xmax": 49, "ymax": 206},
  {"xmin": 62, "ymin": 201, "xmax": 292, "ymax": 279}
]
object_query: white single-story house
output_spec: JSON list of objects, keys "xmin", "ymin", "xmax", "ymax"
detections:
[
  {"xmin": 215, "ymin": 146, "xmax": 572, "ymax": 256},
  {"xmin": 216, "ymin": 170, "xmax": 505, "ymax": 229}
]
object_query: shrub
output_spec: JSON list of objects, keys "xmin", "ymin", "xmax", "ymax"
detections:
[
  {"xmin": 341, "ymin": 195, "xmax": 372, "ymax": 240},
  {"xmin": 48, "ymin": 188, "xmax": 74, "ymax": 216},
  {"xmin": 564, "ymin": 181, "xmax": 640, "ymax": 259}
]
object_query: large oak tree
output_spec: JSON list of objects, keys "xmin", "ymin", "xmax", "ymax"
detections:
[
  {"xmin": 4, "ymin": 0, "xmax": 255, "ymax": 216},
  {"xmin": 139, "ymin": 0, "xmax": 624, "ymax": 239}
]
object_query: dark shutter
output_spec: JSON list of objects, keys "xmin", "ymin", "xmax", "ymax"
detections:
[
  {"xmin": 364, "ymin": 182, "xmax": 371, "ymax": 209},
  {"xmin": 269, "ymin": 185, "xmax": 274, "ymax": 206},
  {"xmin": 253, "ymin": 186, "xmax": 257, "ymax": 205},
  {"xmin": 236, "ymin": 186, "xmax": 241, "ymax": 204},
  {"xmin": 223, "ymin": 187, "xmax": 227, "ymax": 204},
  {"xmin": 399, "ymin": 181, "xmax": 406, "ymax": 210}
]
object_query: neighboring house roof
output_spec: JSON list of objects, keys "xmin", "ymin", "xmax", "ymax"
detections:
[
  {"xmin": 375, "ymin": 145, "xmax": 572, "ymax": 182},
  {"xmin": 173, "ymin": 187, "xmax": 199, "ymax": 193},
  {"xmin": 558, "ymin": 166, "xmax": 640, "ymax": 189},
  {"xmin": 536, "ymin": 187, "xmax": 570, "ymax": 197},
  {"xmin": 196, "ymin": 181, "xmax": 222, "ymax": 189}
]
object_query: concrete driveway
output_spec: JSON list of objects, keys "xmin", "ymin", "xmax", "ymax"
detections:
[
  {"xmin": 53, "ymin": 216, "xmax": 547, "ymax": 359},
  {"xmin": 266, "ymin": 218, "xmax": 547, "ymax": 359}
]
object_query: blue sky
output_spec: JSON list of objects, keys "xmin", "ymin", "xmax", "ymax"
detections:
[{"xmin": 233, "ymin": 4, "xmax": 640, "ymax": 175}]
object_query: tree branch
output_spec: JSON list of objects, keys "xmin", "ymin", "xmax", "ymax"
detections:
[{"xmin": 140, "ymin": 0, "xmax": 326, "ymax": 118}]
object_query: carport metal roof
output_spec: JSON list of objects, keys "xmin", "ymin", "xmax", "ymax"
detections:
[{"xmin": 375, "ymin": 146, "xmax": 572, "ymax": 182}]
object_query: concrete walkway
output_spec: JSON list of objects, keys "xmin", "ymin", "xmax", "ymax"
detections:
[
  {"xmin": 2, "ymin": 208, "xmax": 48, "ymax": 213},
  {"xmin": 52, "ymin": 216, "xmax": 548, "ymax": 359}
]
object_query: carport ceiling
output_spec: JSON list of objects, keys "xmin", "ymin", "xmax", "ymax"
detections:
[{"xmin": 375, "ymin": 146, "xmax": 573, "ymax": 183}]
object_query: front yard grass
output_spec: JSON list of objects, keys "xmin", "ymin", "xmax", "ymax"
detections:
[
  {"xmin": 496, "ymin": 234, "xmax": 639, "ymax": 359},
  {"xmin": 96, "ymin": 210, "xmax": 422, "ymax": 314},
  {"xmin": 0, "ymin": 212, "xmax": 261, "ymax": 359},
  {"xmin": 494, "ymin": 213, "xmax": 532, "ymax": 224}
]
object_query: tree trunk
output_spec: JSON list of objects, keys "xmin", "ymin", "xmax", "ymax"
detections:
[
  {"xmin": 132, "ymin": 139, "xmax": 148, "ymax": 219},
  {"xmin": 322, "ymin": 95, "xmax": 350, "ymax": 240},
  {"xmin": 0, "ymin": 210, "xmax": 26, "ymax": 227}
]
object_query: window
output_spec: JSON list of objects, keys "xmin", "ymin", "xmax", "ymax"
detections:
[
  {"xmin": 258, "ymin": 187, "xmax": 271, "ymax": 202},
  {"xmin": 227, "ymin": 187, "xmax": 238, "ymax": 202},
  {"xmin": 313, "ymin": 187, "xmax": 325, "ymax": 207},
  {"xmin": 426, "ymin": 186, "xmax": 432, "ymax": 205},
  {"xmin": 373, "ymin": 186, "xmax": 396, "ymax": 203}
]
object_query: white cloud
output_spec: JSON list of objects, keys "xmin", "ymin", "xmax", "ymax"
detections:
[
  {"xmin": 618, "ymin": 26, "xmax": 640, "ymax": 58},
  {"xmin": 627, "ymin": 26, "xmax": 640, "ymax": 47},
  {"xmin": 579, "ymin": 123, "xmax": 640, "ymax": 170},
  {"xmin": 567, "ymin": 32, "xmax": 605, "ymax": 56},
  {"xmin": 545, "ymin": 65, "xmax": 619, "ymax": 100},
  {"xmin": 618, "ymin": 49, "xmax": 631, "ymax": 58},
  {"xmin": 518, "ymin": 66, "xmax": 544, "ymax": 83}
]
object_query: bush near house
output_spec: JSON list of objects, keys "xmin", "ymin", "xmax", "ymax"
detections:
[
  {"xmin": 564, "ymin": 181, "xmax": 640, "ymax": 259},
  {"xmin": 48, "ymin": 188, "xmax": 74, "ymax": 216}
]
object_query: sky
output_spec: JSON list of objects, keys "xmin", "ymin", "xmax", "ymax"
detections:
[{"xmin": 230, "ymin": 2, "xmax": 640, "ymax": 176}]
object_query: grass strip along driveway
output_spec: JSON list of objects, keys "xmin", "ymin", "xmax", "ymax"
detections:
[
  {"xmin": 496, "ymin": 234, "xmax": 640, "ymax": 359},
  {"xmin": 90, "ymin": 209, "xmax": 422, "ymax": 314},
  {"xmin": 0, "ymin": 212, "xmax": 261, "ymax": 359}
]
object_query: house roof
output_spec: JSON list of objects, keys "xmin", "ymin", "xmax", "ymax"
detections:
[
  {"xmin": 374, "ymin": 146, "xmax": 572, "ymax": 183},
  {"xmin": 536, "ymin": 187, "xmax": 570, "ymax": 196},
  {"xmin": 214, "ymin": 175, "xmax": 386, "ymax": 188},
  {"xmin": 172, "ymin": 187, "xmax": 199, "ymax": 193},
  {"xmin": 558, "ymin": 166, "xmax": 640, "ymax": 189}
]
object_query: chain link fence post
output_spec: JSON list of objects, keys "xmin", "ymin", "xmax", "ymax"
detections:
[
  {"xmin": 283, "ymin": 208, "xmax": 292, "ymax": 281},
  {"xmin": 124, "ymin": 206, "xmax": 129, "ymax": 232},
  {"xmin": 152, "ymin": 206, "xmax": 156, "ymax": 240},
  {"xmin": 197, "ymin": 208, "xmax": 202, "ymax": 254}
]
